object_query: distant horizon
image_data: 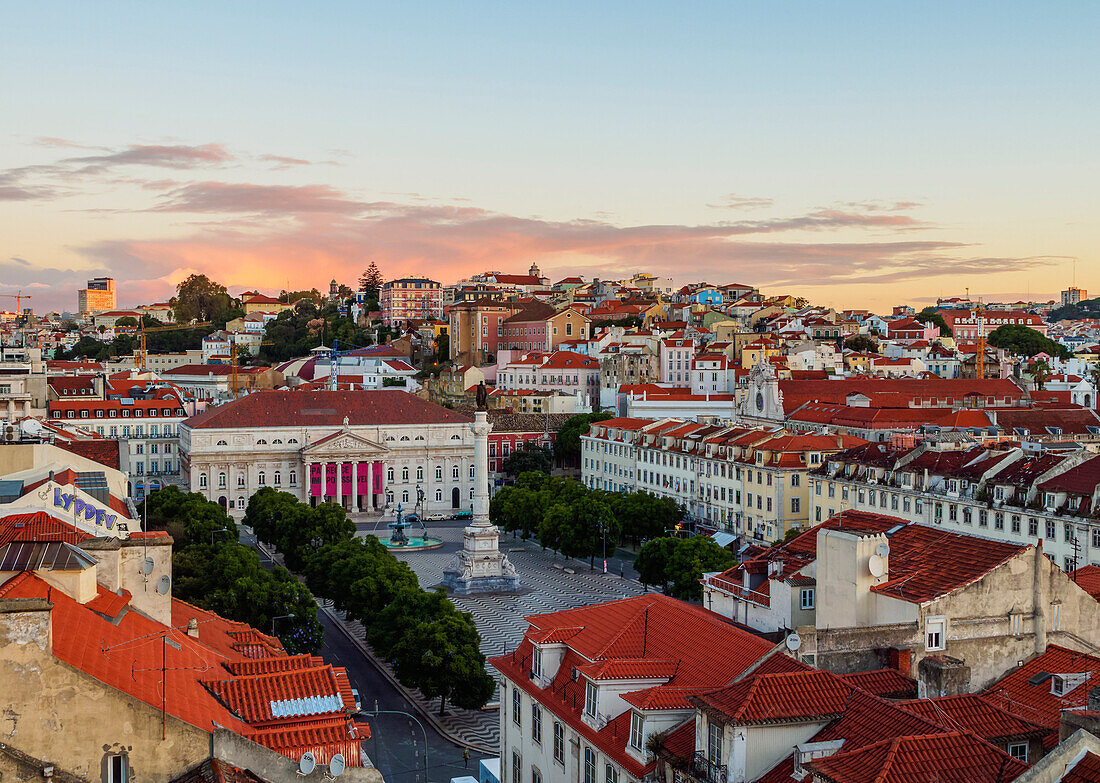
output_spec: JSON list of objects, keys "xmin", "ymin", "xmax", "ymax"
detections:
[{"xmin": 3, "ymin": 3, "xmax": 1095, "ymax": 314}]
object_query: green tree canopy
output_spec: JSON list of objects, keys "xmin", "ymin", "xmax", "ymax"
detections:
[
  {"xmin": 916, "ymin": 308, "xmax": 953, "ymax": 337},
  {"xmin": 553, "ymin": 412, "xmax": 614, "ymax": 464},
  {"xmin": 171, "ymin": 274, "xmax": 234, "ymax": 323},
  {"xmin": 502, "ymin": 443, "xmax": 553, "ymax": 477},
  {"xmin": 634, "ymin": 536, "xmax": 734, "ymax": 599},
  {"xmin": 987, "ymin": 323, "xmax": 1072, "ymax": 360},
  {"xmin": 843, "ymin": 334, "xmax": 879, "ymax": 353}
]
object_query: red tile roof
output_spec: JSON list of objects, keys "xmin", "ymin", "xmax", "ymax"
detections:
[
  {"xmin": 807, "ymin": 732, "xmax": 1027, "ymax": 783},
  {"xmin": 690, "ymin": 669, "xmax": 852, "ymax": 724},
  {"xmin": 183, "ymin": 389, "xmax": 471, "ymax": 429},
  {"xmin": 983, "ymin": 644, "xmax": 1100, "ymax": 730},
  {"xmin": 490, "ymin": 594, "xmax": 804, "ymax": 779},
  {"xmin": 897, "ymin": 694, "xmax": 1051, "ymax": 743},
  {"xmin": 1070, "ymin": 565, "xmax": 1100, "ymax": 601},
  {"xmin": 838, "ymin": 668, "xmax": 917, "ymax": 698},
  {"xmin": 1063, "ymin": 751, "xmax": 1100, "ymax": 783},
  {"xmin": 0, "ymin": 572, "xmax": 363, "ymax": 766},
  {"xmin": 54, "ymin": 440, "xmax": 122, "ymax": 470},
  {"xmin": 0, "ymin": 512, "xmax": 93, "ymax": 547}
]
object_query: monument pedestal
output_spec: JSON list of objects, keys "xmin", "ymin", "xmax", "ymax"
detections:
[{"xmin": 441, "ymin": 409, "xmax": 521, "ymax": 595}]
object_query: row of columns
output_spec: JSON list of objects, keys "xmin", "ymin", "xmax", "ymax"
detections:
[
  {"xmin": 5, "ymin": 399, "xmax": 32, "ymax": 420},
  {"xmin": 306, "ymin": 460, "xmax": 380, "ymax": 512}
]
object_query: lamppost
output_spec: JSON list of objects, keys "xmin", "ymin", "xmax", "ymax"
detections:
[
  {"xmin": 211, "ymin": 527, "xmax": 229, "ymax": 546},
  {"xmin": 599, "ymin": 519, "xmax": 607, "ymax": 574},
  {"xmin": 271, "ymin": 614, "xmax": 293, "ymax": 637}
]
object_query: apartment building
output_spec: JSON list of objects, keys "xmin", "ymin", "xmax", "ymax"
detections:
[
  {"xmin": 448, "ymin": 298, "xmax": 520, "ymax": 365},
  {"xmin": 808, "ymin": 442, "xmax": 1100, "ymax": 572},
  {"xmin": 380, "ymin": 277, "xmax": 443, "ymax": 326},
  {"xmin": 581, "ymin": 417, "xmax": 862, "ymax": 540},
  {"xmin": 47, "ymin": 381, "xmax": 188, "ymax": 497},
  {"xmin": 76, "ymin": 276, "xmax": 115, "ymax": 315},
  {"xmin": 489, "ymin": 594, "xmax": 803, "ymax": 783},
  {"xmin": 497, "ymin": 351, "xmax": 600, "ymax": 404}
]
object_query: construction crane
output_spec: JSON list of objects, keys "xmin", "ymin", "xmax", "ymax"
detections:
[
  {"xmin": 327, "ymin": 339, "xmax": 370, "ymax": 391},
  {"xmin": 136, "ymin": 321, "xmax": 212, "ymax": 371},
  {"xmin": 0, "ymin": 291, "xmax": 32, "ymax": 316},
  {"xmin": 230, "ymin": 339, "xmax": 272, "ymax": 398},
  {"xmin": 975, "ymin": 301, "xmax": 986, "ymax": 380}
]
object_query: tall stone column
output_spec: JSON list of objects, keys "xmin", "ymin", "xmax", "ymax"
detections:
[
  {"xmin": 367, "ymin": 461, "xmax": 375, "ymax": 509},
  {"xmin": 336, "ymin": 462, "xmax": 344, "ymax": 509},
  {"xmin": 442, "ymin": 410, "xmax": 520, "ymax": 594},
  {"xmin": 351, "ymin": 461, "xmax": 359, "ymax": 511}
]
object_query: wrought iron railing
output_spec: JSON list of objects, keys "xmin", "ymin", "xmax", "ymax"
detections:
[{"xmin": 689, "ymin": 751, "xmax": 728, "ymax": 783}]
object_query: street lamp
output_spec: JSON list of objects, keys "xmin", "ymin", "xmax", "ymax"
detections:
[
  {"xmin": 211, "ymin": 527, "xmax": 229, "ymax": 546},
  {"xmin": 599, "ymin": 519, "xmax": 607, "ymax": 574},
  {"xmin": 271, "ymin": 614, "xmax": 293, "ymax": 636}
]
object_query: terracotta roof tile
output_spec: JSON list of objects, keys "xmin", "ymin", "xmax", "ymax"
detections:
[
  {"xmin": 183, "ymin": 389, "xmax": 471, "ymax": 429},
  {"xmin": 897, "ymin": 694, "xmax": 1051, "ymax": 742},
  {"xmin": 839, "ymin": 668, "xmax": 918, "ymax": 699},
  {"xmin": 807, "ymin": 732, "xmax": 1027, "ymax": 783},
  {"xmin": 983, "ymin": 644, "xmax": 1100, "ymax": 730}
]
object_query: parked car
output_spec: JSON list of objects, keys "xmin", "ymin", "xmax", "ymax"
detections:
[
  {"xmin": 453, "ymin": 509, "xmax": 472, "ymax": 520},
  {"xmin": 425, "ymin": 513, "xmax": 447, "ymax": 522}
]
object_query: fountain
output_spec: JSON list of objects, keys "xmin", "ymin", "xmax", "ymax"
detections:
[{"xmin": 378, "ymin": 503, "xmax": 443, "ymax": 551}]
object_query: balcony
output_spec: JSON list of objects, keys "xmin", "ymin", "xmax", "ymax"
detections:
[{"xmin": 674, "ymin": 752, "xmax": 726, "ymax": 783}]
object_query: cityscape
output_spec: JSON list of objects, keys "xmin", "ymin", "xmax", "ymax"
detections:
[{"xmin": 2, "ymin": 4, "xmax": 1099, "ymax": 783}]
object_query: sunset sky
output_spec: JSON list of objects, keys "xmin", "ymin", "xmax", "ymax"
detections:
[{"xmin": 2, "ymin": 2, "xmax": 1097, "ymax": 314}]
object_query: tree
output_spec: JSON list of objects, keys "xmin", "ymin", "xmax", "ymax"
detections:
[
  {"xmin": 553, "ymin": 412, "xmax": 613, "ymax": 465},
  {"xmin": 843, "ymin": 334, "xmax": 878, "ymax": 353},
  {"xmin": 916, "ymin": 307, "xmax": 953, "ymax": 337},
  {"xmin": 501, "ymin": 443, "xmax": 553, "ymax": 477},
  {"xmin": 301, "ymin": 536, "xmax": 418, "ymax": 623},
  {"xmin": 434, "ymin": 331, "xmax": 449, "ymax": 360},
  {"xmin": 359, "ymin": 262, "xmax": 384, "ymax": 300},
  {"xmin": 634, "ymin": 536, "xmax": 733, "ymax": 599},
  {"xmin": 365, "ymin": 586, "xmax": 452, "ymax": 657},
  {"xmin": 666, "ymin": 537, "xmax": 734, "ymax": 600},
  {"xmin": 614, "ymin": 492, "xmax": 682, "ymax": 545},
  {"xmin": 114, "ymin": 315, "xmax": 139, "ymax": 328},
  {"xmin": 390, "ymin": 606, "xmax": 496, "ymax": 715},
  {"xmin": 635, "ymin": 537, "xmax": 679, "ymax": 592},
  {"xmin": 279, "ymin": 288, "xmax": 323, "ymax": 304},
  {"xmin": 1029, "ymin": 358, "xmax": 1053, "ymax": 390},
  {"xmin": 987, "ymin": 323, "xmax": 1071, "ymax": 360},
  {"xmin": 171, "ymin": 274, "xmax": 233, "ymax": 323}
]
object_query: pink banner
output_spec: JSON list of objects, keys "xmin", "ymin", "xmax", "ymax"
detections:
[
  {"xmin": 310, "ymin": 464, "xmax": 322, "ymax": 497},
  {"xmin": 309, "ymin": 461, "xmax": 384, "ymax": 498}
]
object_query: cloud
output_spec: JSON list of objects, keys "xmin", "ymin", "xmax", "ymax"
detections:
[
  {"xmin": 34, "ymin": 137, "xmax": 111, "ymax": 151},
  {"xmin": 150, "ymin": 181, "xmax": 370, "ymax": 215},
  {"xmin": 65, "ymin": 190, "xmax": 1055, "ymax": 314},
  {"xmin": 708, "ymin": 194, "xmax": 775, "ymax": 211},
  {"xmin": 62, "ymin": 143, "xmax": 234, "ymax": 173}
]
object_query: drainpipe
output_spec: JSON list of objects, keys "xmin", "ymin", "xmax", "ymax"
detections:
[{"xmin": 1034, "ymin": 539, "xmax": 1047, "ymax": 655}]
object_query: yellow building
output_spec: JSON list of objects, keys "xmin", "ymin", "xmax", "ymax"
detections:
[{"xmin": 741, "ymin": 339, "xmax": 784, "ymax": 369}]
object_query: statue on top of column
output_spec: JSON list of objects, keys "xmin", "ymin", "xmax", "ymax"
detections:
[{"xmin": 476, "ymin": 381, "xmax": 488, "ymax": 411}]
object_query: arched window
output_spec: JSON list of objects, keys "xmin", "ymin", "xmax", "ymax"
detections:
[
  {"xmin": 387, "ymin": 467, "xmax": 395, "ymax": 482},
  {"xmin": 401, "ymin": 467, "xmax": 409, "ymax": 482},
  {"xmin": 218, "ymin": 472, "xmax": 226, "ymax": 489},
  {"xmin": 288, "ymin": 438, "xmax": 299, "ymax": 444},
  {"xmin": 469, "ymin": 487, "xmax": 475, "ymax": 499},
  {"xmin": 435, "ymin": 489, "xmax": 443, "ymax": 502},
  {"xmin": 217, "ymin": 440, "xmax": 227, "ymax": 446},
  {"xmin": 402, "ymin": 490, "xmax": 409, "ymax": 503},
  {"xmin": 238, "ymin": 496, "xmax": 245, "ymax": 509},
  {"xmin": 435, "ymin": 466, "xmax": 443, "ymax": 481},
  {"xmin": 199, "ymin": 473, "xmax": 208, "ymax": 489},
  {"xmin": 386, "ymin": 491, "xmax": 394, "ymax": 504},
  {"xmin": 258, "ymin": 471, "xmax": 266, "ymax": 486},
  {"xmin": 452, "ymin": 465, "xmax": 460, "ymax": 480},
  {"xmin": 237, "ymin": 474, "xmax": 246, "ymax": 487},
  {"xmin": 257, "ymin": 439, "xmax": 267, "ymax": 445},
  {"xmin": 451, "ymin": 434, "xmax": 461, "ymax": 440},
  {"xmin": 272, "ymin": 438, "xmax": 283, "ymax": 444},
  {"xmin": 469, "ymin": 464, "xmax": 475, "ymax": 479},
  {"xmin": 415, "ymin": 435, "xmax": 425, "ymax": 441},
  {"xmin": 416, "ymin": 466, "xmax": 424, "ymax": 481},
  {"xmin": 289, "ymin": 471, "xmax": 297, "ymax": 486},
  {"xmin": 274, "ymin": 471, "xmax": 281, "ymax": 486},
  {"xmin": 400, "ymin": 435, "xmax": 410, "ymax": 442}
]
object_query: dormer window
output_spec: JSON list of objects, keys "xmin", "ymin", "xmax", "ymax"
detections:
[
  {"xmin": 1051, "ymin": 675, "xmax": 1065, "ymax": 696},
  {"xmin": 531, "ymin": 648, "xmax": 542, "ymax": 680},
  {"xmin": 629, "ymin": 712, "xmax": 644, "ymax": 750},
  {"xmin": 584, "ymin": 681, "xmax": 598, "ymax": 718}
]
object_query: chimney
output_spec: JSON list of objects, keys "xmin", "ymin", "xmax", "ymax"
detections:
[
  {"xmin": 187, "ymin": 618, "xmax": 199, "ymax": 638},
  {"xmin": 918, "ymin": 655, "xmax": 971, "ymax": 698}
]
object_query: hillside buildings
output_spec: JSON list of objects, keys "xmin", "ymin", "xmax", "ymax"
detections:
[{"xmin": 380, "ymin": 277, "xmax": 443, "ymax": 326}]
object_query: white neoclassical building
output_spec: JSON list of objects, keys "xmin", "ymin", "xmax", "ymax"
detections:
[{"xmin": 179, "ymin": 389, "xmax": 479, "ymax": 516}]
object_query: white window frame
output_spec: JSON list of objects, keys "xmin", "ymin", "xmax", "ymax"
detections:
[
  {"xmin": 800, "ymin": 588, "xmax": 815, "ymax": 610},
  {"xmin": 629, "ymin": 711, "xmax": 644, "ymax": 750},
  {"xmin": 1007, "ymin": 741, "xmax": 1028, "ymax": 762},
  {"xmin": 925, "ymin": 615, "xmax": 946, "ymax": 651},
  {"xmin": 584, "ymin": 680, "xmax": 598, "ymax": 718}
]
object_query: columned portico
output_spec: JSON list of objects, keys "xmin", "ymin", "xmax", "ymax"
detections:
[{"xmin": 302, "ymin": 429, "xmax": 389, "ymax": 513}]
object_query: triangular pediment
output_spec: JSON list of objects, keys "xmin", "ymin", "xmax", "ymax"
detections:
[{"xmin": 302, "ymin": 429, "xmax": 388, "ymax": 456}]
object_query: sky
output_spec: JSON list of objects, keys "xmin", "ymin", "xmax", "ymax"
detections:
[{"xmin": 2, "ymin": 2, "xmax": 1098, "ymax": 314}]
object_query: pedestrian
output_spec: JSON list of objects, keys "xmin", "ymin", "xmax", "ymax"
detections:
[{"xmin": 463, "ymin": 748, "xmax": 470, "ymax": 768}]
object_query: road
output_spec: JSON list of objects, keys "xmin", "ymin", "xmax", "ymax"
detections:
[{"xmin": 241, "ymin": 525, "xmax": 481, "ymax": 783}]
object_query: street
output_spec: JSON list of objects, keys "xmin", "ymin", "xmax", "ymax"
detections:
[{"xmin": 241, "ymin": 525, "xmax": 482, "ymax": 783}]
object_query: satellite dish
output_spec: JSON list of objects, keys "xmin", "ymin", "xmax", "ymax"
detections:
[
  {"xmin": 155, "ymin": 574, "xmax": 172, "ymax": 595},
  {"xmin": 298, "ymin": 752, "xmax": 316, "ymax": 775},
  {"xmin": 876, "ymin": 542, "xmax": 890, "ymax": 558},
  {"xmin": 868, "ymin": 554, "xmax": 885, "ymax": 578},
  {"xmin": 328, "ymin": 754, "xmax": 345, "ymax": 778},
  {"xmin": 140, "ymin": 556, "xmax": 155, "ymax": 575},
  {"xmin": 785, "ymin": 633, "xmax": 802, "ymax": 652}
]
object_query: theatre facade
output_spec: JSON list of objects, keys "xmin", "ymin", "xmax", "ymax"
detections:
[{"xmin": 179, "ymin": 389, "xmax": 479, "ymax": 516}]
